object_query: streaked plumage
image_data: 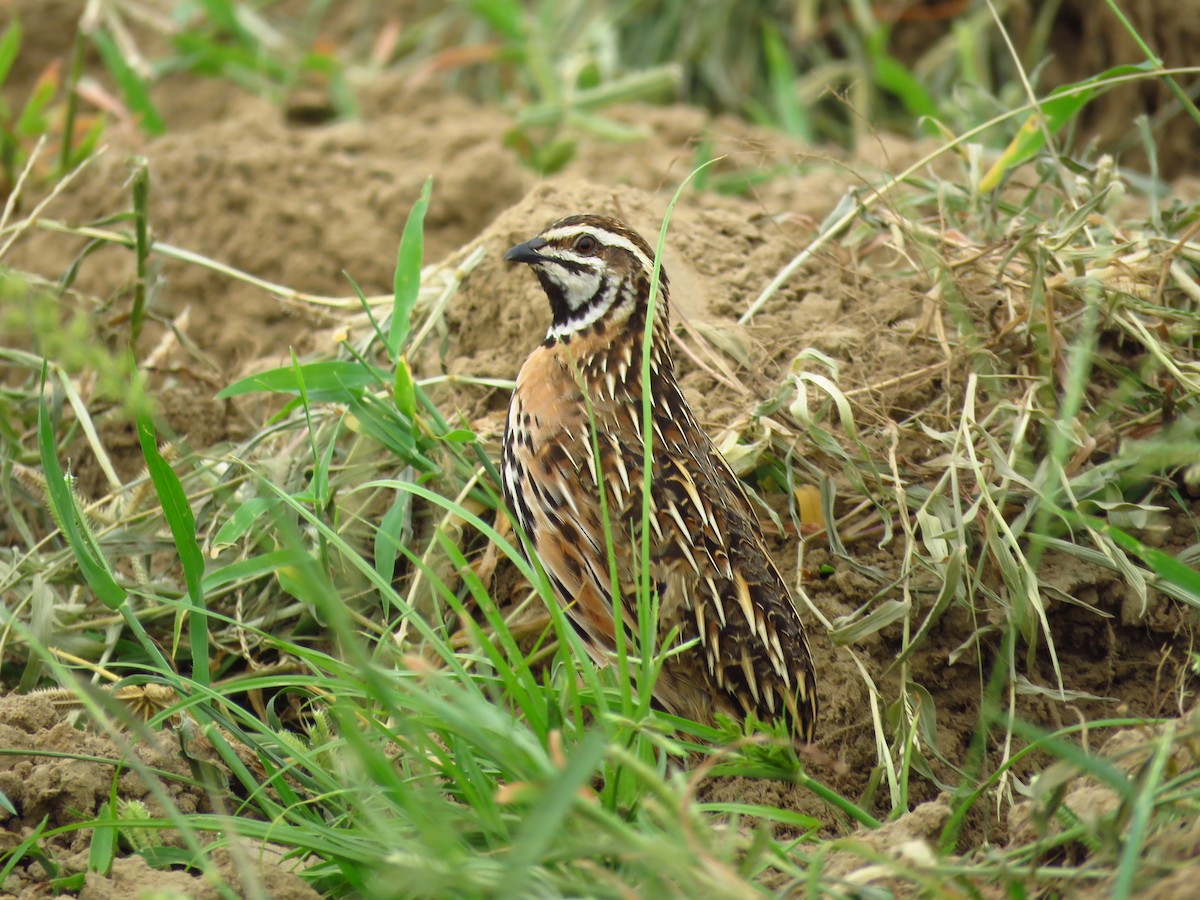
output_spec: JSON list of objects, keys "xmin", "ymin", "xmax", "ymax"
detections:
[{"xmin": 501, "ymin": 214, "xmax": 818, "ymax": 741}]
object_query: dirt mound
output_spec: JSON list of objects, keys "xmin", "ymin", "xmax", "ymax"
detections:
[{"xmin": 7, "ymin": 83, "xmax": 525, "ymax": 369}]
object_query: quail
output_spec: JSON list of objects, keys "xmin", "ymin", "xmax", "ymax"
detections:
[{"xmin": 501, "ymin": 214, "xmax": 818, "ymax": 741}]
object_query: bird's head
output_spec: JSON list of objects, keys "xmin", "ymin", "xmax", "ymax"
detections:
[{"xmin": 505, "ymin": 214, "xmax": 670, "ymax": 341}]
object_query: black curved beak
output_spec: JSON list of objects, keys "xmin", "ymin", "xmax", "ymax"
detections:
[{"xmin": 504, "ymin": 237, "xmax": 548, "ymax": 264}]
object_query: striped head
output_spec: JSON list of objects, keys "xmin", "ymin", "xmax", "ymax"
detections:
[{"xmin": 505, "ymin": 214, "xmax": 670, "ymax": 342}]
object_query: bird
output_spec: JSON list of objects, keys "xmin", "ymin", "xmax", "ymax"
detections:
[{"xmin": 500, "ymin": 214, "xmax": 818, "ymax": 742}]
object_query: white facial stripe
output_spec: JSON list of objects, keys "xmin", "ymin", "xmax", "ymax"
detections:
[
  {"xmin": 541, "ymin": 266, "xmax": 602, "ymax": 310},
  {"xmin": 546, "ymin": 278, "xmax": 619, "ymax": 340},
  {"xmin": 540, "ymin": 224, "xmax": 655, "ymax": 275},
  {"xmin": 544, "ymin": 254, "xmax": 604, "ymax": 278}
]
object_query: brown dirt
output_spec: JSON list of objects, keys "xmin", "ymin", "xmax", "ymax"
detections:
[
  {"xmin": 3, "ymin": 1, "xmax": 1199, "ymax": 894},
  {"xmin": 0, "ymin": 693, "xmax": 316, "ymax": 899}
]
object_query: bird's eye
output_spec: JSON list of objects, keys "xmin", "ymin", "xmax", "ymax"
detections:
[{"xmin": 574, "ymin": 234, "xmax": 598, "ymax": 255}]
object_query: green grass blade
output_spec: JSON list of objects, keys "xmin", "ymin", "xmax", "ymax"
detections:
[
  {"xmin": 865, "ymin": 28, "xmax": 938, "ymax": 122},
  {"xmin": 0, "ymin": 20, "xmax": 22, "ymax": 87},
  {"xmin": 1113, "ymin": 722, "xmax": 1175, "ymax": 899},
  {"xmin": 1094, "ymin": 517, "xmax": 1200, "ymax": 605},
  {"xmin": 14, "ymin": 57, "xmax": 58, "ymax": 137},
  {"xmin": 393, "ymin": 356, "xmax": 417, "ymax": 423},
  {"xmin": 468, "ymin": 0, "xmax": 525, "ymax": 42},
  {"xmin": 1008, "ymin": 717, "xmax": 1135, "ymax": 803},
  {"xmin": 87, "ymin": 28, "xmax": 165, "ymax": 136},
  {"xmin": 762, "ymin": 24, "xmax": 810, "ymax": 139},
  {"xmin": 695, "ymin": 802, "xmax": 820, "ymax": 830},
  {"xmin": 0, "ymin": 816, "xmax": 51, "ymax": 884},
  {"xmin": 504, "ymin": 728, "xmax": 609, "ymax": 895},
  {"xmin": 289, "ymin": 347, "xmax": 334, "ymax": 511},
  {"xmin": 37, "ymin": 368, "xmax": 127, "ymax": 610},
  {"xmin": 87, "ymin": 793, "xmax": 118, "ymax": 876},
  {"xmin": 136, "ymin": 413, "xmax": 209, "ymax": 685},
  {"xmin": 373, "ymin": 487, "xmax": 409, "ymax": 593},
  {"xmin": 129, "ymin": 158, "xmax": 151, "ymax": 345},
  {"xmin": 193, "ymin": 0, "xmax": 255, "ymax": 49},
  {"xmin": 637, "ymin": 157, "xmax": 723, "ymax": 705},
  {"xmin": 389, "ymin": 176, "xmax": 432, "ymax": 358},
  {"xmin": 210, "ymin": 496, "xmax": 278, "ymax": 550},
  {"xmin": 216, "ymin": 360, "xmax": 388, "ymax": 399},
  {"xmin": 57, "ymin": 26, "xmax": 88, "ymax": 177},
  {"xmin": 979, "ymin": 62, "xmax": 1151, "ymax": 191}
]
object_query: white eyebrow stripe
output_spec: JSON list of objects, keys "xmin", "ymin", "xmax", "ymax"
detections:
[{"xmin": 540, "ymin": 224, "xmax": 656, "ymax": 275}]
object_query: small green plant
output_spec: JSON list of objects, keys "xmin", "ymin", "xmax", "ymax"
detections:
[
  {"xmin": 165, "ymin": 0, "xmax": 355, "ymax": 118},
  {"xmin": 436, "ymin": 1, "xmax": 681, "ymax": 173},
  {"xmin": 0, "ymin": 274, "xmax": 150, "ymax": 415},
  {"xmin": 0, "ymin": 21, "xmax": 105, "ymax": 195}
]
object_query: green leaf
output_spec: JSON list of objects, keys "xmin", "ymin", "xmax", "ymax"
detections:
[
  {"xmin": 87, "ymin": 795, "xmax": 117, "ymax": 876},
  {"xmin": 38, "ymin": 370, "xmax": 126, "ymax": 610},
  {"xmin": 694, "ymin": 802, "xmax": 820, "ymax": 829},
  {"xmin": 505, "ymin": 729, "xmax": 609, "ymax": 894},
  {"xmin": 201, "ymin": 548, "xmax": 294, "ymax": 594},
  {"xmin": 129, "ymin": 158, "xmax": 151, "ymax": 345},
  {"xmin": 761, "ymin": 24, "xmax": 810, "ymax": 139},
  {"xmin": 138, "ymin": 846, "xmax": 200, "ymax": 869},
  {"xmin": 0, "ymin": 817, "xmax": 51, "ymax": 884},
  {"xmin": 828, "ymin": 598, "xmax": 909, "ymax": 645},
  {"xmin": 1100, "ymin": 519, "xmax": 1200, "ymax": 604},
  {"xmin": 0, "ymin": 19, "xmax": 23, "ymax": 88},
  {"xmin": 468, "ymin": 0, "xmax": 525, "ymax": 41},
  {"xmin": 217, "ymin": 360, "xmax": 387, "ymax": 399},
  {"xmin": 980, "ymin": 63, "xmax": 1152, "ymax": 191},
  {"xmin": 88, "ymin": 28, "xmax": 165, "ymax": 135},
  {"xmin": 346, "ymin": 393, "xmax": 439, "ymax": 471},
  {"xmin": 171, "ymin": 32, "xmax": 286, "ymax": 84},
  {"xmin": 389, "ymin": 176, "xmax": 433, "ymax": 357},
  {"xmin": 1114, "ymin": 721, "xmax": 1174, "ymax": 898},
  {"xmin": 1008, "ymin": 717, "xmax": 1134, "ymax": 802},
  {"xmin": 64, "ymin": 108, "xmax": 106, "ymax": 170},
  {"xmin": 212, "ymin": 496, "xmax": 278, "ymax": 549},
  {"xmin": 393, "ymin": 355, "xmax": 417, "ymax": 421},
  {"xmin": 866, "ymin": 28, "xmax": 938, "ymax": 122},
  {"xmin": 894, "ymin": 546, "xmax": 964, "ymax": 666},
  {"xmin": 306, "ymin": 370, "xmax": 341, "ymax": 512},
  {"xmin": 136, "ymin": 413, "xmax": 209, "ymax": 685},
  {"xmin": 192, "ymin": 0, "xmax": 254, "ymax": 49},
  {"xmin": 49, "ymin": 875, "xmax": 85, "ymax": 893},
  {"xmin": 531, "ymin": 135, "xmax": 577, "ymax": 174},
  {"xmin": 15, "ymin": 60, "xmax": 59, "ymax": 137},
  {"xmin": 374, "ymin": 489, "xmax": 411, "ymax": 593}
]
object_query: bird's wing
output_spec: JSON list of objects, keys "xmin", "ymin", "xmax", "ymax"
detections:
[{"xmin": 642, "ymin": 388, "xmax": 819, "ymax": 740}]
